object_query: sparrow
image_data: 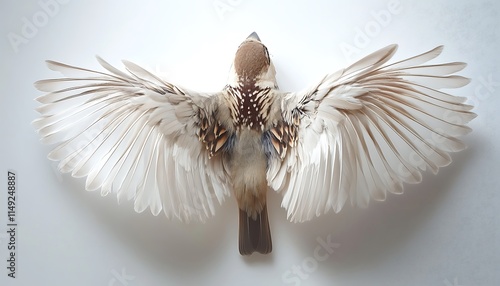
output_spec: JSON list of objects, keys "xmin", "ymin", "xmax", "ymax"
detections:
[{"xmin": 33, "ymin": 32, "xmax": 476, "ymax": 255}]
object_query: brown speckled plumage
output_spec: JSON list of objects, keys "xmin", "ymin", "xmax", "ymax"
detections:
[
  {"xmin": 225, "ymin": 34, "xmax": 276, "ymax": 254},
  {"xmin": 34, "ymin": 31, "xmax": 475, "ymax": 256}
]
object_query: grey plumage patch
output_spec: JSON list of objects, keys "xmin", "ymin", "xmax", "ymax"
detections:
[{"xmin": 262, "ymin": 131, "xmax": 277, "ymax": 160}]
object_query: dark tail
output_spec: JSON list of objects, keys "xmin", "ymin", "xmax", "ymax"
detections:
[{"xmin": 238, "ymin": 204, "xmax": 272, "ymax": 255}]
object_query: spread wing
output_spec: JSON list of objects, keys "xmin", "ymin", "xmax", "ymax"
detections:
[
  {"xmin": 267, "ymin": 44, "xmax": 476, "ymax": 222},
  {"xmin": 33, "ymin": 57, "xmax": 232, "ymax": 222}
]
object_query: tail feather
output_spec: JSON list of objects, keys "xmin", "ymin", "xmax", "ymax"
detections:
[{"xmin": 238, "ymin": 204, "xmax": 272, "ymax": 255}]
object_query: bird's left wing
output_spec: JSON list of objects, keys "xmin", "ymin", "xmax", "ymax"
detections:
[
  {"xmin": 266, "ymin": 45, "xmax": 476, "ymax": 222},
  {"xmin": 33, "ymin": 57, "xmax": 231, "ymax": 222}
]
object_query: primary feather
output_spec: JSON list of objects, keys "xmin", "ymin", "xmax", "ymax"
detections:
[
  {"xmin": 269, "ymin": 45, "xmax": 475, "ymax": 222},
  {"xmin": 34, "ymin": 58, "xmax": 231, "ymax": 222}
]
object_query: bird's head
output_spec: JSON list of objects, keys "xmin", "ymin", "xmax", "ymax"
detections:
[{"xmin": 229, "ymin": 32, "xmax": 277, "ymax": 88}]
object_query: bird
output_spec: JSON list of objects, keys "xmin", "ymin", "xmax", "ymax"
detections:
[{"xmin": 33, "ymin": 32, "xmax": 476, "ymax": 255}]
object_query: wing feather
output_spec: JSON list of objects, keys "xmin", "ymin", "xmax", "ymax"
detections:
[
  {"xmin": 271, "ymin": 45, "xmax": 476, "ymax": 222},
  {"xmin": 34, "ymin": 58, "xmax": 230, "ymax": 221}
]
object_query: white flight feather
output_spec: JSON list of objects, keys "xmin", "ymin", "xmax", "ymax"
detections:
[
  {"xmin": 34, "ymin": 58, "xmax": 230, "ymax": 222},
  {"xmin": 270, "ymin": 45, "xmax": 476, "ymax": 222}
]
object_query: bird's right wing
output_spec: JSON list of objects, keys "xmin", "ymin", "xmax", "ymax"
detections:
[
  {"xmin": 33, "ymin": 58, "xmax": 232, "ymax": 222},
  {"xmin": 266, "ymin": 45, "xmax": 476, "ymax": 222}
]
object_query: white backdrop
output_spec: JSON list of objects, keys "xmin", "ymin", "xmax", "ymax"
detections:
[{"xmin": 1, "ymin": 1, "xmax": 499, "ymax": 285}]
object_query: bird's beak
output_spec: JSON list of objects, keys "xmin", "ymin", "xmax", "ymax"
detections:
[{"xmin": 247, "ymin": 32, "xmax": 261, "ymax": 42}]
